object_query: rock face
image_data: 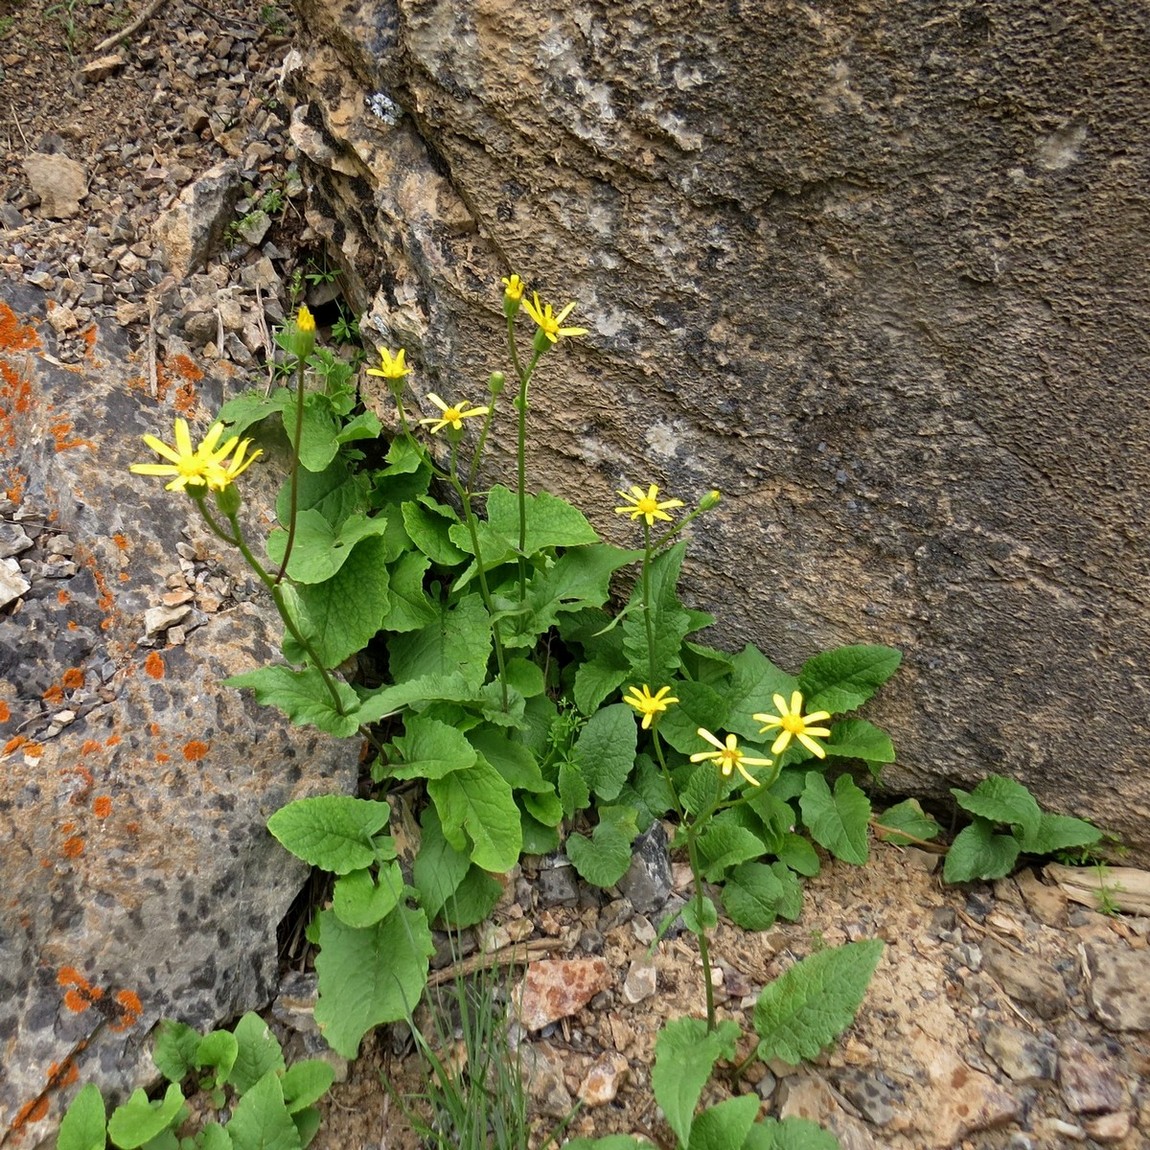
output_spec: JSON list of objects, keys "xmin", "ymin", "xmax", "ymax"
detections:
[
  {"xmin": 288, "ymin": 0, "xmax": 1150, "ymax": 856},
  {"xmin": 0, "ymin": 286, "xmax": 359, "ymax": 1141}
]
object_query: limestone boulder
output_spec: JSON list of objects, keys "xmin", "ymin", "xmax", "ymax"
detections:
[
  {"xmin": 287, "ymin": 0, "xmax": 1150, "ymax": 857},
  {"xmin": 0, "ymin": 286, "xmax": 359, "ymax": 1141}
]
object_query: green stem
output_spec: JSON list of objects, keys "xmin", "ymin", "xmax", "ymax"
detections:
[
  {"xmin": 213, "ymin": 505, "xmax": 349, "ymax": 718},
  {"xmin": 467, "ymin": 395, "xmax": 498, "ymax": 493},
  {"xmin": 448, "ymin": 444, "xmax": 510, "ymax": 713},
  {"xmin": 509, "ymin": 319, "xmax": 542, "ymax": 604},
  {"xmin": 642, "ymin": 522, "xmax": 657, "ymax": 683},
  {"xmin": 685, "ymin": 822, "xmax": 717, "ymax": 1032},
  {"xmin": 274, "ymin": 352, "xmax": 308, "ymax": 583},
  {"xmin": 650, "ymin": 504, "xmax": 708, "ymax": 553}
]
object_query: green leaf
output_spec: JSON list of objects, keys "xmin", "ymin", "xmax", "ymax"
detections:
[
  {"xmin": 651, "ymin": 1017, "xmax": 741, "ymax": 1147},
  {"xmin": 1021, "ymin": 812, "xmax": 1101, "ymax": 855},
  {"xmin": 483, "ymin": 484, "xmax": 600, "ymax": 553},
  {"xmin": 573, "ymin": 658, "xmax": 629, "ymax": 717},
  {"xmin": 267, "ymin": 795, "xmax": 390, "ymax": 874},
  {"xmin": 228, "ymin": 1014, "xmax": 286, "ymax": 1094},
  {"xmin": 372, "ymin": 435, "xmax": 432, "ymax": 502},
  {"xmin": 58, "ymin": 1082, "xmax": 106, "ymax": 1150},
  {"xmin": 280, "ymin": 535, "xmax": 391, "ymax": 668},
  {"xmin": 768, "ymin": 859, "xmax": 805, "ymax": 920},
  {"xmin": 558, "ymin": 758, "xmax": 591, "ymax": 817},
  {"xmin": 565, "ymin": 806, "xmax": 639, "ymax": 887},
  {"xmin": 723, "ymin": 646, "xmax": 798, "ymax": 741},
  {"xmin": 799, "ymin": 773, "xmax": 871, "ymax": 865},
  {"xmin": 573, "ymin": 703, "xmax": 637, "ymax": 802},
  {"xmin": 778, "ymin": 833, "xmax": 821, "ymax": 877},
  {"xmin": 383, "ymin": 552, "xmax": 437, "ymax": 632},
  {"xmin": 753, "ymin": 940, "xmax": 884, "ymax": 1064},
  {"xmin": 353, "ymin": 672, "xmax": 481, "ymax": 725},
  {"xmin": 427, "ymin": 757, "xmax": 521, "ymax": 872},
  {"xmin": 402, "ymin": 499, "xmax": 468, "ymax": 565},
  {"xmin": 266, "ymin": 510, "xmax": 390, "ymax": 584},
  {"xmin": 614, "ymin": 754, "xmax": 676, "ymax": 830},
  {"xmin": 412, "ymin": 803, "xmax": 470, "ymax": 921},
  {"xmin": 388, "ymin": 592, "xmax": 492, "ymax": 690},
  {"xmin": 313, "ymin": 903, "xmax": 433, "ymax": 1057},
  {"xmin": 217, "ymin": 388, "xmax": 291, "ymax": 437},
  {"xmin": 332, "ymin": 863, "xmax": 402, "ymax": 927},
  {"xmin": 223, "ymin": 667, "xmax": 362, "ymax": 737},
  {"xmin": 279, "ymin": 1062, "xmax": 336, "ymax": 1115},
  {"xmin": 196, "ymin": 1031, "xmax": 239, "ymax": 1084},
  {"xmin": 335, "ymin": 409, "xmax": 382, "ymax": 444},
  {"xmin": 198, "ymin": 1123, "xmax": 233, "ymax": 1150},
  {"xmin": 440, "ymin": 863, "xmax": 504, "ymax": 928},
  {"xmin": 689, "ymin": 1094, "xmax": 761, "ymax": 1150},
  {"xmin": 873, "ymin": 799, "xmax": 941, "ymax": 846},
  {"xmin": 504, "ymin": 657, "xmax": 545, "ymax": 699},
  {"xmin": 745, "ymin": 1116, "xmax": 842, "ymax": 1150},
  {"xmin": 655, "ymin": 679, "xmax": 728, "ymax": 756},
  {"xmin": 107, "ymin": 1085, "xmax": 185, "ymax": 1150},
  {"xmin": 152, "ymin": 1019, "xmax": 202, "ymax": 1083},
  {"xmin": 468, "ymin": 728, "xmax": 548, "ymax": 792},
  {"xmin": 622, "ymin": 542, "xmax": 693, "ymax": 680},
  {"xmin": 798, "ymin": 645, "xmax": 901, "ymax": 715},
  {"xmin": 943, "ymin": 819, "xmax": 1021, "ymax": 883},
  {"xmin": 696, "ymin": 824, "xmax": 767, "ymax": 882},
  {"xmin": 225, "ymin": 1071, "xmax": 301, "ymax": 1150},
  {"xmin": 681, "ymin": 894, "xmax": 718, "ymax": 933},
  {"xmin": 822, "ymin": 719, "xmax": 895, "ymax": 766},
  {"xmin": 289, "ymin": 395, "xmax": 341, "ymax": 473},
  {"xmin": 561, "ymin": 1140, "xmax": 646, "ymax": 1150},
  {"xmin": 952, "ymin": 775, "xmax": 1041, "ymax": 841},
  {"xmin": 721, "ymin": 862, "xmax": 785, "ymax": 930},
  {"xmin": 276, "ymin": 458, "xmax": 371, "ymax": 529},
  {"xmin": 289, "ymin": 1109, "xmax": 321, "ymax": 1150},
  {"xmin": 390, "ymin": 714, "xmax": 477, "ymax": 780}
]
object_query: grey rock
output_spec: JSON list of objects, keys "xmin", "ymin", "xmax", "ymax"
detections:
[
  {"xmin": 620, "ymin": 956, "xmax": 657, "ymax": 1004},
  {"xmin": 981, "ymin": 1021, "xmax": 1058, "ymax": 1084},
  {"xmin": 0, "ymin": 557, "xmax": 31, "ymax": 607},
  {"xmin": 291, "ymin": 0, "xmax": 1150, "ymax": 861},
  {"xmin": 1057, "ymin": 1038, "xmax": 1124, "ymax": 1114},
  {"xmin": 23, "ymin": 152, "xmax": 88, "ymax": 219},
  {"xmin": 1085, "ymin": 943, "xmax": 1150, "ymax": 1032},
  {"xmin": 0, "ymin": 522, "xmax": 34, "ymax": 559},
  {"xmin": 152, "ymin": 160, "xmax": 242, "ymax": 278},
  {"xmin": 981, "ymin": 937, "xmax": 1067, "ymax": 1019},
  {"xmin": 617, "ymin": 820, "xmax": 673, "ymax": 914},
  {"xmin": 829, "ymin": 1068, "xmax": 902, "ymax": 1127},
  {"xmin": 0, "ymin": 286, "xmax": 359, "ymax": 1140},
  {"xmin": 535, "ymin": 859, "xmax": 580, "ymax": 907}
]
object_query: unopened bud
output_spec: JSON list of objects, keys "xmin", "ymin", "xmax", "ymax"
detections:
[
  {"xmin": 281, "ymin": 305, "xmax": 315, "ymax": 361},
  {"xmin": 214, "ymin": 483, "xmax": 242, "ymax": 517},
  {"xmin": 698, "ymin": 489, "xmax": 722, "ymax": 511},
  {"xmin": 487, "ymin": 371, "xmax": 506, "ymax": 397}
]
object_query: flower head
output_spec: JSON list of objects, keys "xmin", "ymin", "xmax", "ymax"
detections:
[
  {"xmin": 130, "ymin": 418, "xmax": 261, "ymax": 495},
  {"xmin": 502, "ymin": 274, "xmax": 526, "ymax": 303},
  {"xmin": 366, "ymin": 347, "xmax": 411, "ymax": 383},
  {"xmin": 753, "ymin": 691, "xmax": 832, "ymax": 759},
  {"xmin": 522, "ymin": 292, "xmax": 588, "ymax": 347},
  {"xmin": 296, "ymin": 304, "xmax": 316, "ymax": 334},
  {"xmin": 623, "ymin": 684, "xmax": 679, "ymax": 729},
  {"xmin": 418, "ymin": 393, "xmax": 489, "ymax": 435},
  {"xmin": 282, "ymin": 304, "xmax": 315, "ymax": 360},
  {"xmin": 690, "ymin": 728, "xmax": 772, "ymax": 787},
  {"xmin": 614, "ymin": 483, "xmax": 686, "ymax": 527}
]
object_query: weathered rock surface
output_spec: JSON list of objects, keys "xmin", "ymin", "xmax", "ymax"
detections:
[
  {"xmin": 0, "ymin": 287, "xmax": 359, "ymax": 1142},
  {"xmin": 288, "ymin": 0, "xmax": 1150, "ymax": 857}
]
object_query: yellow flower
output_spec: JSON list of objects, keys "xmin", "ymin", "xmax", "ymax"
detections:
[
  {"xmin": 623, "ymin": 684, "xmax": 679, "ymax": 729},
  {"xmin": 522, "ymin": 292, "xmax": 588, "ymax": 344},
  {"xmin": 282, "ymin": 304, "xmax": 315, "ymax": 360},
  {"xmin": 501, "ymin": 274, "xmax": 526, "ymax": 302},
  {"xmin": 753, "ymin": 691, "xmax": 832, "ymax": 759},
  {"xmin": 614, "ymin": 484, "xmax": 686, "ymax": 527},
  {"xmin": 296, "ymin": 303, "xmax": 316, "ymax": 334},
  {"xmin": 690, "ymin": 728, "xmax": 772, "ymax": 788},
  {"xmin": 130, "ymin": 418, "xmax": 261, "ymax": 494},
  {"xmin": 418, "ymin": 393, "xmax": 489, "ymax": 435},
  {"xmin": 366, "ymin": 348, "xmax": 411, "ymax": 382}
]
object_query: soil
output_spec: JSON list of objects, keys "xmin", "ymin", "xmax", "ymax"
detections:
[{"xmin": 3, "ymin": 4, "xmax": 1149, "ymax": 1150}]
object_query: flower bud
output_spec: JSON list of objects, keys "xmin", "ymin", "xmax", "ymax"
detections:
[
  {"xmin": 214, "ymin": 482, "xmax": 242, "ymax": 518},
  {"xmin": 282, "ymin": 304, "xmax": 316, "ymax": 361},
  {"xmin": 487, "ymin": 370, "xmax": 507, "ymax": 397},
  {"xmin": 698, "ymin": 489, "xmax": 722, "ymax": 511}
]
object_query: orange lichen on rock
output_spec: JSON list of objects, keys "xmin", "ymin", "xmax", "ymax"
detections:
[
  {"xmin": 183, "ymin": 740, "xmax": 209, "ymax": 761},
  {"xmin": 58, "ymin": 966, "xmax": 103, "ymax": 1012},
  {"xmin": 80, "ymin": 739, "xmax": 101, "ymax": 755},
  {"xmin": 144, "ymin": 652, "xmax": 165, "ymax": 679},
  {"xmin": 42, "ymin": 684, "xmax": 64, "ymax": 703},
  {"xmin": 112, "ymin": 533, "xmax": 130, "ymax": 552},
  {"xmin": 93, "ymin": 795, "xmax": 112, "ymax": 818},
  {"xmin": 50, "ymin": 417, "xmax": 95, "ymax": 453},
  {"xmin": 0, "ymin": 301, "xmax": 41, "ymax": 351},
  {"xmin": 57, "ymin": 589, "xmax": 70, "ymax": 605},
  {"xmin": 22, "ymin": 741, "xmax": 43, "ymax": 759},
  {"xmin": 110, "ymin": 989, "xmax": 143, "ymax": 1031},
  {"xmin": 62, "ymin": 835, "xmax": 85, "ymax": 858},
  {"xmin": 0, "ymin": 700, "xmax": 10, "ymax": 724},
  {"xmin": 62, "ymin": 668, "xmax": 85, "ymax": 689}
]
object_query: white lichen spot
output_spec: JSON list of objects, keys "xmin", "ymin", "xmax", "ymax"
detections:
[
  {"xmin": 645, "ymin": 420, "xmax": 684, "ymax": 459},
  {"xmin": 1036, "ymin": 123, "xmax": 1087, "ymax": 170},
  {"xmin": 655, "ymin": 111, "xmax": 703, "ymax": 152},
  {"xmin": 367, "ymin": 92, "xmax": 403, "ymax": 125}
]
